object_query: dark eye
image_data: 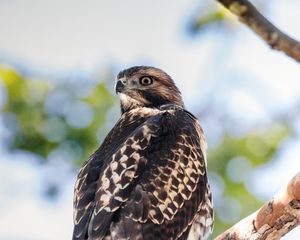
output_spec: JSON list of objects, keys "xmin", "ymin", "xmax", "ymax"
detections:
[{"xmin": 139, "ymin": 76, "xmax": 153, "ymax": 86}]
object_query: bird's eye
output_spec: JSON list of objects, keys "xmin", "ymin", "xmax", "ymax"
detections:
[{"xmin": 139, "ymin": 76, "xmax": 153, "ymax": 86}]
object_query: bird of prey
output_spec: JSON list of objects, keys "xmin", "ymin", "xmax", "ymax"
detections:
[{"xmin": 73, "ymin": 66, "xmax": 213, "ymax": 240}]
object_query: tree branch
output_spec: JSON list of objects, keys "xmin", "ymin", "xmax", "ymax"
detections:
[
  {"xmin": 215, "ymin": 172, "xmax": 300, "ymax": 240},
  {"xmin": 215, "ymin": 0, "xmax": 300, "ymax": 63}
]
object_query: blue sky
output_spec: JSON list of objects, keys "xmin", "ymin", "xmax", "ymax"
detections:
[{"xmin": 0, "ymin": 0, "xmax": 300, "ymax": 239}]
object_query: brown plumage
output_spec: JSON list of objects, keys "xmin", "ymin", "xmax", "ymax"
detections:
[{"xmin": 73, "ymin": 66, "xmax": 213, "ymax": 240}]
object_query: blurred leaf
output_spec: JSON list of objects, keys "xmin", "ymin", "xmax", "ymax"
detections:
[
  {"xmin": 208, "ymin": 123, "xmax": 290, "ymax": 237},
  {"xmin": 190, "ymin": 9, "xmax": 227, "ymax": 33},
  {"xmin": 0, "ymin": 65, "xmax": 116, "ymax": 165}
]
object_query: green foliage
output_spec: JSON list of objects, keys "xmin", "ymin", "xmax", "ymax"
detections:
[
  {"xmin": 191, "ymin": 9, "xmax": 226, "ymax": 31},
  {"xmin": 0, "ymin": 64, "xmax": 116, "ymax": 165},
  {"xmin": 208, "ymin": 124, "xmax": 290, "ymax": 237},
  {"xmin": 188, "ymin": 4, "xmax": 229, "ymax": 35}
]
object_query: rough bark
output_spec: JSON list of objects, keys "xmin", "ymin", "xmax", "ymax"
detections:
[
  {"xmin": 215, "ymin": 172, "xmax": 300, "ymax": 240},
  {"xmin": 215, "ymin": 0, "xmax": 300, "ymax": 63}
]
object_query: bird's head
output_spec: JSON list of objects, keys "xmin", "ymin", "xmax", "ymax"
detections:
[{"xmin": 115, "ymin": 66, "xmax": 184, "ymax": 113}]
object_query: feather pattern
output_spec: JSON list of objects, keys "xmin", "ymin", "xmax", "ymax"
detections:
[
  {"xmin": 73, "ymin": 105, "xmax": 213, "ymax": 240},
  {"xmin": 73, "ymin": 107, "xmax": 161, "ymax": 239}
]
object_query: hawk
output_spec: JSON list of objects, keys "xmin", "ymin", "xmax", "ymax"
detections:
[{"xmin": 73, "ymin": 66, "xmax": 213, "ymax": 240}]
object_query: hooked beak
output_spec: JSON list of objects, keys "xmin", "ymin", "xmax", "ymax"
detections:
[{"xmin": 115, "ymin": 80, "xmax": 125, "ymax": 94}]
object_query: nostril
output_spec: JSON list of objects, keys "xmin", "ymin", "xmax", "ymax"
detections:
[{"xmin": 118, "ymin": 77, "xmax": 127, "ymax": 84}]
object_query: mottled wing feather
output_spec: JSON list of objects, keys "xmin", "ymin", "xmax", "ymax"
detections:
[
  {"xmin": 73, "ymin": 108, "xmax": 160, "ymax": 239},
  {"xmin": 87, "ymin": 114, "xmax": 165, "ymax": 239},
  {"xmin": 73, "ymin": 157, "xmax": 99, "ymax": 239},
  {"xmin": 111, "ymin": 109, "xmax": 212, "ymax": 240},
  {"xmin": 188, "ymin": 185, "xmax": 214, "ymax": 240},
  {"xmin": 145, "ymin": 132, "xmax": 204, "ymax": 222}
]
